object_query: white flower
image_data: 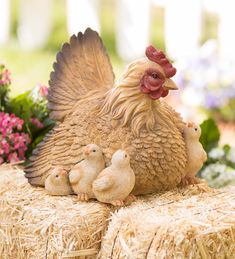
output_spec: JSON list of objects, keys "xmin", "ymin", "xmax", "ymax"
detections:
[
  {"xmin": 208, "ymin": 148, "xmax": 225, "ymax": 160},
  {"xmin": 201, "ymin": 162, "xmax": 235, "ymax": 188},
  {"xmin": 227, "ymin": 148, "xmax": 235, "ymax": 163}
]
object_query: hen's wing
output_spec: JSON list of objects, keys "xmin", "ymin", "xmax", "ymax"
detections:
[
  {"xmin": 92, "ymin": 171, "xmax": 114, "ymax": 192},
  {"xmin": 25, "ymin": 115, "xmax": 87, "ymax": 186},
  {"xmin": 25, "ymin": 29, "xmax": 114, "ymax": 185},
  {"xmin": 48, "ymin": 28, "xmax": 114, "ymax": 122}
]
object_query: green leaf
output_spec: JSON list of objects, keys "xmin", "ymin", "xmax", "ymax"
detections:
[
  {"xmin": 223, "ymin": 144, "xmax": 231, "ymax": 155},
  {"xmin": 42, "ymin": 117, "xmax": 55, "ymax": 128},
  {"xmin": 199, "ymin": 118, "xmax": 220, "ymax": 152},
  {"xmin": 9, "ymin": 91, "xmax": 32, "ymax": 119}
]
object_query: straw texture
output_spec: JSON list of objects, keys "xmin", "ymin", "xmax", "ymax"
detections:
[
  {"xmin": 99, "ymin": 183, "xmax": 235, "ymax": 259},
  {"xmin": 1, "ymin": 164, "xmax": 235, "ymax": 259},
  {"xmin": 0, "ymin": 164, "xmax": 111, "ymax": 258}
]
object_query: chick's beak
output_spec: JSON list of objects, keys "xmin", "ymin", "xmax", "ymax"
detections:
[
  {"xmin": 163, "ymin": 78, "xmax": 178, "ymax": 90},
  {"xmin": 84, "ymin": 147, "xmax": 91, "ymax": 156},
  {"xmin": 61, "ymin": 170, "xmax": 67, "ymax": 176}
]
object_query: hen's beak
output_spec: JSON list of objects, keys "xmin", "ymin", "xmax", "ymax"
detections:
[{"xmin": 163, "ymin": 78, "xmax": 178, "ymax": 90}]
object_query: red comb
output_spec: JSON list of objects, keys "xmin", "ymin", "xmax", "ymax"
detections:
[{"xmin": 145, "ymin": 45, "xmax": 176, "ymax": 78}]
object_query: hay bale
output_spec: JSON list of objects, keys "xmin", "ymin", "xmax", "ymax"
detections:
[
  {"xmin": 1, "ymin": 164, "xmax": 235, "ymax": 259},
  {"xmin": 98, "ymin": 183, "xmax": 235, "ymax": 259},
  {"xmin": 0, "ymin": 164, "xmax": 111, "ymax": 258}
]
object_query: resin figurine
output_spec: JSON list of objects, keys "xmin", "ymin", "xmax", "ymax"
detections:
[
  {"xmin": 182, "ymin": 122, "xmax": 207, "ymax": 185},
  {"xmin": 92, "ymin": 150, "xmax": 135, "ymax": 206},
  {"xmin": 45, "ymin": 167, "xmax": 73, "ymax": 196},
  {"xmin": 25, "ymin": 28, "xmax": 201, "ymax": 195},
  {"xmin": 69, "ymin": 144, "xmax": 105, "ymax": 201}
]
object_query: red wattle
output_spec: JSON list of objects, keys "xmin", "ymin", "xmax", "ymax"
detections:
[{"xmin": 149, "ymin": 88, "xmax": 164, "ymax": 100}]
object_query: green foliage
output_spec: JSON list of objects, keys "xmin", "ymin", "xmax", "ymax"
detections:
[
  {"xmin": 199, "ymin": 118, "xmax": 220, "ymax": 153},
  {"xmin": 9, "ymin": 89, "xmax": 55, "ymax": 157},
  {"xmin": 9, "ymin": 91, "xmax": 32, "ymax": 121},
  {"xmin": 0, "ymin": 64, "xmax": 11, "ymax": 111},
  {"xmin": 198, "ymin": 118, "xmax": 235, "ymax": 188},
  {"xmin": 0, "ymin": 65, "xmax": 54, "ymax": 162},
  {"xmin": 0, "ymin": 85, "xmax": 10, "ymax": 111}
]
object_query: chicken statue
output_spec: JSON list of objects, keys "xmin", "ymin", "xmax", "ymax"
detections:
[
  {"xmin": 69, "ymin": 143, "xmax": 105, "ymax": 201},
  {"xmin": 45, "ymin": 167, "xmax": 73, "ymax": 196},
  {"xmin": 182, "ymin": 122, "xmax": 207, "ymax": 185},
  {"xmin": 25, "ymin": 28, "xmax": 190, "ymax": 195},
  {"xmin": 93, "ymin": 149, "xmax": 135, "ymax": 206}
]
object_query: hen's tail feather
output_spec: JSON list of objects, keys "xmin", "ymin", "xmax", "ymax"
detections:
[{"xmin": 48, "ymin": 28, "xmax": 114, "ymax": 122}]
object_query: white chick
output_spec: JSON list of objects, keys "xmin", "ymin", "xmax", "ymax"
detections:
[
  {"xmin": 92, "ymin": 150, "xmax": 136, "ymax": 206},
  {"xmin": 45, "ymin": 167, "xmax": 73, "ymax": 196},
  {"xmin": 183, "ymin": 122, "xmax": 207, "ymax": 185},
  {"xmin": 69, "ymin": 144, "xmax": 105, "ymax": 201}
]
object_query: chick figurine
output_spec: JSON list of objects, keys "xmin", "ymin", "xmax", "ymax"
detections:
[
  {"xmin": 45, "ymin": 167, "xmax": 73, "ymax": 196},
  {"xmin": 92, "ymin": 150, "xmax": 136, "ymax": 206},
  {"xmin": 69, "ymin": 144, "xmax": 105, "ymax": 201},
  {"xmin": 182, "ymin": 122, "xmax": 207, "ymax": 185}
]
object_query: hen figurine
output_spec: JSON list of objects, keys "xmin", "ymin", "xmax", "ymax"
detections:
[
  {"xmin": 45, "ymin": 167, "xmax": 73, "ymax": 196},
  {"xmin": 25, "ymin": 28, "xmax": 188, "ymax": 195},
  {"xmin": 92, "ymin": 150, "xmax": 135, "ymax": 206},
  {"xmin": 182, "ymin": 122, "xmax": 207, "ymax": 185},
  {"xmin": 69, "ymin": 143, "xmax": 105, "ymax": 201}
]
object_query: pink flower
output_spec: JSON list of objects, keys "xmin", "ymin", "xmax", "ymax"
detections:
[
  {"xmin": 8, "ymin": 152, "xmax": 19, "ymax": 163},
  {"xmin": 0, "ymin": 79, "xmax": 6, "ymax": 85},
  {"xmin": 39, "ymin": 84, "xmax": 48, "ymax": 97},
  {"xmin": 0, "ymin": 68, "xmax": 11, "ymax": 85},
  {"xmin": 16, "ymin": 119, "xmax": 24, "ymax": 130},
  {"xmin": 30, "ymin": 117, "xmax": 44, "ymax": 128},
  {"xmin": 22, "ymin": 133, "xmax": 31, "ymax": 144},
  {"xmin": 0, "ymin": 112, "xmax": 30, "ymax": 163},
  {"xmin": 1, "ymin": 139, "xmax": 10, "ymax": 154},
  {"xmin": 3, "ymin": 69, "xmax": 11, "ymax": 84},
  {"xmin": 18, "ymin": 148, "xmax": 26, "ymax": 160}
]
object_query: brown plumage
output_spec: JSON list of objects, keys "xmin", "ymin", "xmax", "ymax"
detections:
[{"xmin": 25, "ymin": 28, "xmax": 187, "ymax": 195}]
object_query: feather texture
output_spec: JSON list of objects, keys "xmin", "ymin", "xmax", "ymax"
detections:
[
  {"xmin": 25, "ymin": 98, "xmax": 187, "ymax": 194},
  {"xmin": 25, "ymin": 31, "xmax": 189, "ymax": 195},
  {"xmin": 48, "ymin": 28, "xmax": 114, "ymax": 122}
]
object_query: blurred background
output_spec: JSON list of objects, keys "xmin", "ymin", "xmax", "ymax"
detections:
[{"xmin": 1, "ymin": 0, "xmax": 235, "ymax": 187}]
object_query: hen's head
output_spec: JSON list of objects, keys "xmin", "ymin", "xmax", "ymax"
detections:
[
  {"xmin": 140, "ymin": 45, "xmax": 177, "ymax": 100},
  {"xmin": 99, "ymin": 45, "xmax": 179, "ymax": 135}
]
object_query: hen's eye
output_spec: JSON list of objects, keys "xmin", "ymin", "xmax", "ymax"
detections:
[
  {"xmin": 125, "ymin": 154, "xmax": 127, "ymax": 158},
  {"xmin": 93, "ymin": 150, "xmax": 96, "ymax": 152},
  {"xmin": 195, "ymin": 128, "xmax": 198, "ymax": 131},
  {"xmin": 151, "ymin": 73, "xmax": 158, "ymax": 79}
]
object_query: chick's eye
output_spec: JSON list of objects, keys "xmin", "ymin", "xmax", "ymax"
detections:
[
  {"xmin": 55, "ymin": 174, "xmax": 59, "ymax": 178},
  {"xmin": 93, "ymin": 150, "xmax": 96, "ymax": 152},
  {"xmin": 195, "ymin": 128, "xmax": 198, "ymax": 131},
  {"xmin": 125, "ymin": 154, "xmax": 127, "ymax": 158},
  {"xmin": 151, "ymin": 73, "xmax": 158, "ymax": 79}
]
